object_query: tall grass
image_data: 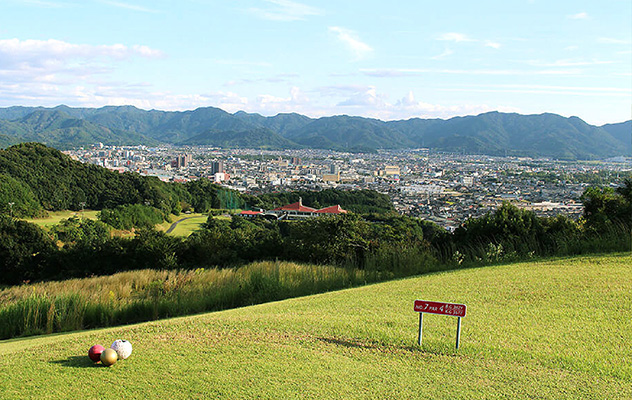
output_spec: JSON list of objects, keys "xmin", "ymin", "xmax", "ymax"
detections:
[
  {"xmin": 0, "ymin": 261, "xmax": 374, "ymax": 340},
  {"xmin": 431, "ymin": 221, "xmax": 632, "ymax": 269},
  {"xmin": 2, "ymin": 220, "xmax": 628, "ymax": 341}
]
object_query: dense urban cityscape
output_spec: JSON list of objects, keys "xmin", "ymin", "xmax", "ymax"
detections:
[{"xmin": 66, "ymin": 144, "xmax": 632, "ymax": 231}]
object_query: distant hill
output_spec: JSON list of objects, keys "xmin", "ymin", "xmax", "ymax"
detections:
[
  {"xmin": 601, "ymin": 121, "xmax": 632, "ymax": 154},
  {"xmin": 0, "ymin": 105, "xmax": 629, "ymax": 159},
  {"xmin": 386, "ymin": 112, "xmax": 627, "ymax": 159},
  {"xmin": 285, "ymin": 115, "xmax": 414, "ymax": 151},
  {"xmin": 180, "ymin": 127, "xmax": 301, "ymax": 149},
  {"xmin": 234, "ymin": 111, "xmax": 313, "ymax": 136},
  {"xmin": 0, "ymin": 109, "xmax": 155, "ymax": 147}
]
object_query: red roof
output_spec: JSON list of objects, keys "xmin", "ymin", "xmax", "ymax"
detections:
[
  {"xmin": 273, "ymin": 200, "xmax": 317, "ymax": 213},
  {"xmin": 315, "ymin": 205, "xmax": 347, "ymax": 214},
  {"xmin": 240, "ymin": 210, "xmax": 263, "ymax": 215}
]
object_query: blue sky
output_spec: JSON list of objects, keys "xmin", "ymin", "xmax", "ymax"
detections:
[{"xmin": 0, "ymin": 0, "xmax": 630, "ymax": 124}]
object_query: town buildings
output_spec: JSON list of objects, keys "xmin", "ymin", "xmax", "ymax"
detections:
[{"xmin": 64, "ymin": 145, "xmax": 631, "ymax": 229}]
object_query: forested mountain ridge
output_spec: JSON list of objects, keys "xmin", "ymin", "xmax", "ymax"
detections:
[{"xmin": 0, "ymin": 105, "xmax": 629, "ymax": 159}]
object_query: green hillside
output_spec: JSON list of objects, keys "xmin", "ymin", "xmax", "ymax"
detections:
[
  {"xmin": 1, "ymin": 253, "xmax": 629, "ymax": 399},
  {"xmin": 180, "ymin": 127, "xmax": 301, "ymax": 149},
  {"xmin": 1, "ymin": 106, "xmax": 630, "ymax": 158},
  {"xmin": 286, "ymin": 115, "xmax": 415, "ymax": 150}
]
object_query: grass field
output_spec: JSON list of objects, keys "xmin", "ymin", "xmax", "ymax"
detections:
[
  {"xmin": 25, "ymin": 210, "xmax": 212, "ymax": 236},
  {"xmin": 155, "ymin": 213, "xmax": 207, "ymax": 236},
  {"xmin": 0, "ymin": 253, "xmax": 630, "ymax": 399},
  {"xmin": 23, "ymin": 210, "xmax": 100, "ymax": 228}
]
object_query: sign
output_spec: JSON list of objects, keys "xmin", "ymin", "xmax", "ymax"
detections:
[
  {"xmin": 414, "ymin": 299, "xmax": 467, "ymax": 349},
  {"xmin": 413, "ymin": 300, "xmax": 466, "ymax": 317}
]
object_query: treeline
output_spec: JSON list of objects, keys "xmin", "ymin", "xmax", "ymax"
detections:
[
  {"xmin": 0, "ymin": 143, "xmax": 393, "ymax": 219},
  {"xmin": 1, "ymin": 179, "xmax": 630, "ymax": 285},
  {"xmin": 251, "ymin": 189, "xmax": 394, "ymax": 214},
  {"xmin": 0, "ymin": 143, "xmax": 184, "ymax": 216},
  {"xmin": 0, "ymin": 143, "xmax": 252, "ymax": 217}
]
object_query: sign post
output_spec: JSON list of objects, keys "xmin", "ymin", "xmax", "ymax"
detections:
[{"xmin": 413, "ymin": 300, "xmax": 467, "ymax": 349}]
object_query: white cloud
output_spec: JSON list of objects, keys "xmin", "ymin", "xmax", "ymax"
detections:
[
  {"xmin": 213, "ymin": 59, "xmax": 273, "ymax": 67},
  {"xmin": 336, "ymin": 86, "xmax": 387, "ymax": 107},
  {"xmin": 360, "ymin": 68, "xmax": 584, "ymax": 77},
  {"xmin": 431, "ymin": 48, "xmax": 453, "ymax": 60},
  {"xmin": 484, "ymin": 40, "xmax": 501, "ymax": 49},
  {"xmin": 437, "ymin": 32, "xmax": 474, "ymax": 42},
  {"xmin": 439, "ymin": 84, "xmax": 631, "ymax": 98},
  {"xmin": 528, "ymin": 59, "xmax": 613, "ymax": 67},
  {"xmin": 436, "ymin": 33, "xmax": 500, "ymax": 50},
  {"xmin": 0, "ymin": 39, "xmax": 164, "ymax": 62},
  {"xmin": 0, "ymin": 79, "xmax": 524, "ymax": 122},
  {"xmin": 597, "ymin": 37, "xmax": 631, "ymax": 45},
  {"xmin": 99, "ymin": 0, "xmax": 158, "ymax": 13},
  {"xmin": 568, "ymin": 12, "xmax": 589, "ymax": 20},
  {"xmin": 335, "ymin": 89, "xmax": 519, "ymax": 120},
  {"xmin": 249, "ymin": 0, "xmax": 322, "ymax": 22},
  {"xmin": 0, "ymin": 79, "xmax": 252, "ymax": 112},
  {"xmin": 329, "ymin": 26, "xmax": 373, "ymax": 60},
  {"xmin": 0, "ymin": 39, "xmax": 165, "ymax": 108}
]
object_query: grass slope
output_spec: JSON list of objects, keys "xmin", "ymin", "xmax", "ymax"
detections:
[
  {"xmin": 23, "ymin": 210, "xmax": 100, "ymax": 228},
  {"xmin": 155, "ymin": 213, "xmax": 207, "ymax": 236},
  {"xmin": 0, "ymin": 253, "xmax": 630, "ymax": 399}
]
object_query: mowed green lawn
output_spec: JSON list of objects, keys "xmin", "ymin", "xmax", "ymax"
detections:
[
  {"xmin": 23, "ymin": 210, "xmax": 100, "ymax": 228},
  {"xmin": 0, "ymin": 253, "xmax": 630, "ymax": 399},
  {"xmin": 156, "ymin": 213, "xmax": 208, "ymax": 236}
]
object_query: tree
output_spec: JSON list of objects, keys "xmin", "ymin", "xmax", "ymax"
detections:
[{"xmin": 0, "ymin": 216, "xmax": 56, "ymax": 284}]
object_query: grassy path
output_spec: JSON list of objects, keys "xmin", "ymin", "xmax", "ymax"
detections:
[
  {"xmin": 164, "ymin": 216, "xmax": 197, "ymax": 234},
  {"xmin": 0, "ymin": 253, "xmax": 630, "ymax": 399},
  {"xmin": 156, "ymin": 213, "xmax": 207, "ymax": 236}
]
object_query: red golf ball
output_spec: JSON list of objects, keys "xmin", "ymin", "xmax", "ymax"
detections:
[{"xmin": 88, "ymin": 345, "xmax": 105, "ymax": 362}]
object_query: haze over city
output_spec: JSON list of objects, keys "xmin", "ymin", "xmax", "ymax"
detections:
[{"xmin": 1, "ymin": 0, "xmax": 630, "ymax": 124}]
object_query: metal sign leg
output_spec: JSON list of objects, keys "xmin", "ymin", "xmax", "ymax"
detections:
[
  {"xmin": 417, "ymin": 313, "xmax": 423, "ymax": 346},
  {"xmin": 456, "ymin": 317, "xmax": 462, "ymax": 349}
]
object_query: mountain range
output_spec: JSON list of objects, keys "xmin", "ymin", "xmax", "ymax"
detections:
[{"xmin": 0, "ymin": 105, "xmax": 629, "ymax": 160}]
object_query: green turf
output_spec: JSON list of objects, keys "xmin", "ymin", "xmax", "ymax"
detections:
[
  {"xmin": 155, "ymin": 213, "xmax": 207, "ymax": 236},
  {"xmin": 0, "ymin": 253, "xmax": 630, "ymax": 399},
  {"xmin": 23, "ymin": 210, "xmax": 100, "ymax": 228},
  {"xmin": 168, "ymin": 215, "xmax": 208, "ymax": 236}
]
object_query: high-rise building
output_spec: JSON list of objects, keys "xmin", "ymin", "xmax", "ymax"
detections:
[
  {"xmin": 211, "ymin": 160, "xmax": 224, "ymax": 174},
  {"xmin": 173, "ymin": 154, "xmax": 192, "ymax": 168}
]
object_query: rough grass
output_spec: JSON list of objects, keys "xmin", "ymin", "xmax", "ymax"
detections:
[
  {"xmin": 0, "ymin": 253, "xmax": 629, "ymax": 399},
  {"xmin": 0, "ymin": 261, "xmax": 370, "ymax": 339},
  {"xmin": 23, "ymin": 210, "xmax": 100, "ymax": 228}
]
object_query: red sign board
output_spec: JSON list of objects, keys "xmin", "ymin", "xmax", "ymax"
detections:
[{"xmin": 414, "ymin": 300, "xmax": 466, "ymax": 317}]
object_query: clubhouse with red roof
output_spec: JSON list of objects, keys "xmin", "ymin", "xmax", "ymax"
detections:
[{"xmin": 240, "ymin": 198, "xmax": 347, "ymax": 220}]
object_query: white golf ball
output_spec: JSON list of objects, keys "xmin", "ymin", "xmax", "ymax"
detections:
[{"xmin": 111, "ymin": 339, "xmax": 133, "ymax": 359}]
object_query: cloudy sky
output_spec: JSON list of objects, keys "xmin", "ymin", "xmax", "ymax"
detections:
[{"xmin": 1, "ymin": 0, "xmax": 630, "ymax": 124}]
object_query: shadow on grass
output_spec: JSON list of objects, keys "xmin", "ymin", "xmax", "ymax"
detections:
[
  {"xmin": 317, "ymin": 336, "xmax": 464, "ymax": 357},
  {"xmin": 50, "ymin": 355, "xmax": 103, "ymax": 368},
  {"xmin": 317, "ymin": 337, "xmax": 380, "ymax": 350}
]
